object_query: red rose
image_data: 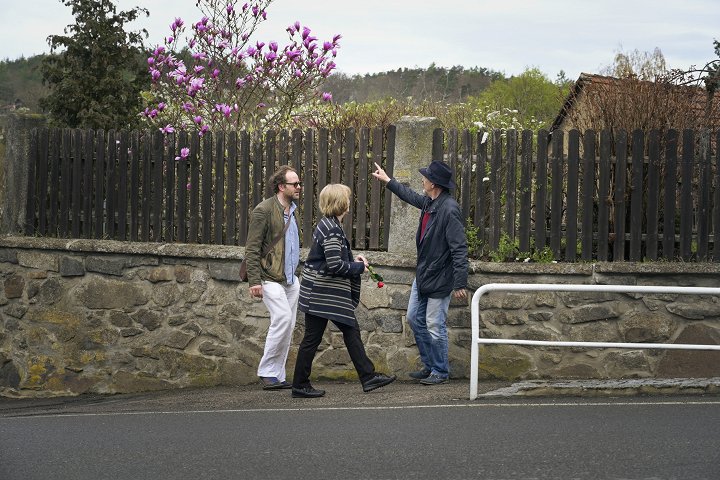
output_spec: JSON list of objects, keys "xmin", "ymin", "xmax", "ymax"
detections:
[{"xmin": 377, "ymin": 281, "xmax": 384, "ymax": 288}]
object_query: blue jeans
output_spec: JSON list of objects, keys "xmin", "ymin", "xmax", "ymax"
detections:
[{"xmin": 406, "ymin": 279, "xmax": 451, "ymax": 378}]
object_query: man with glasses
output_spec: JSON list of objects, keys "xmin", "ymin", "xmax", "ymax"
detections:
[{"xmin": 245, "ymin": 166, "xmax": 302, "ymax": 390}]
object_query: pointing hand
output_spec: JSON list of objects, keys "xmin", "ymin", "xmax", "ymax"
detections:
[{"xmin": 372, "ymin": 162, "xmax": 390, "ymax": 183}]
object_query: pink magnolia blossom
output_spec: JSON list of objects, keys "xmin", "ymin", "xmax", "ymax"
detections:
[
  {"xmin": 187, "ymin": 77, "xmax": 205, "ymax": 97},
  {"xmin": 171, "ymin": 18, "xmax": 184, "ymax": 31},
  {"xmin": 143, "ymin": 1, "xmax": 344, "ymax": 133},
  {"xmin": 215, "ymin": 103, "xmax": 232, "ymax": 117},
  {"xmin": 173, "ymin": 63, "xmax": 187, "ymax": 75},
  {"xmin": 175, "ymin": 147, "xmax": 190, "ymax": 161}
]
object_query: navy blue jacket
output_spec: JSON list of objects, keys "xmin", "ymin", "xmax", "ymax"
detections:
[{"xmin": 387, "ymin": 179, "xmax": 468, "ymax": 298}]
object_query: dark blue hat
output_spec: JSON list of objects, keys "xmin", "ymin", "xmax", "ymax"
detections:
[{"xmin": 419, "ymin": 160, "xmax": 455, "ymax": 190}]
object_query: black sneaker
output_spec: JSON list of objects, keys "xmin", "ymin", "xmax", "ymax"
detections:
[
  {"xmin": 419, "ymin": 374, "xmax": 448, "ymax": 385},
  {"xmin": 291, "ymin": 386, "xmax": 325, "ymax": 398},
  {"xmin": 408, "ymin": 368, "xmax": 431, "ymax": 380},
  {"xmin": 362, "ymin": 374, "xmax": 397, "ymax": 392}
]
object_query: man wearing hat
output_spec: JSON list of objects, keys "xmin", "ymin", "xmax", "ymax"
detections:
[{"xmin": 372, "ymin": 160, "xmax": 468, "ymax": 385}]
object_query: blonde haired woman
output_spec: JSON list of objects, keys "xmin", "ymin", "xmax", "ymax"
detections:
[{"xmin": 291, "ymin": 184, "xmax": 396, "ymax": 398}]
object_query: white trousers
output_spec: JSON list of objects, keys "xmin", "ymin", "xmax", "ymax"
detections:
[{"xmin": 256, "ymin": 277, "xmax": 300, "ymax": 382}]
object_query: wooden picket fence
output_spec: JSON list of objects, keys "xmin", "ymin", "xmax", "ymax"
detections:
[
  {"xmin": 25, "ymin": 125, "xmax": 720, "ymax": 261},
  {"xmin": 436, "ymin": 128, "xmax": 720, "ymax": 261},
  {"xmin": 25, "ymin": 127, "xmax": 395, "ymax": 250}
]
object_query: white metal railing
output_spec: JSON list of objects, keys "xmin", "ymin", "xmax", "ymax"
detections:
[{"xmin": 470, "ymin": 283, "xmax": 720, "ymax": 400}]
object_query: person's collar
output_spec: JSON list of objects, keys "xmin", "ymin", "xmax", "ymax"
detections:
[
  {"xmin": 275, "ymin": 192, "xmax": 292, "ymax": 210},
  {"xmin": 425, "ymin": 191, "xmax": 448, "ymax": 212}
]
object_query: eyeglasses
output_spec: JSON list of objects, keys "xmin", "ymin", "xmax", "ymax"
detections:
[{"xmin": 284, "ymin": 182, "xmax": 302, "ymax": 188}]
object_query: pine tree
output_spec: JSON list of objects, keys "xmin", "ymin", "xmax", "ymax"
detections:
[{"xmin": 40, "ymin": 0, "xmax": 149, "ymax": 129}]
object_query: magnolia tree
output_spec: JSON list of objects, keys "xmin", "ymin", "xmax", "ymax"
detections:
[{"xmin": 142, "ymin": 0, "xmax": 340, "ymax": 136}]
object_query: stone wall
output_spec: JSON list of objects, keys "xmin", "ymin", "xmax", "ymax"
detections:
[{"xmin": 1, "ymin": 236, "xmax": 720, "ymax": 398}]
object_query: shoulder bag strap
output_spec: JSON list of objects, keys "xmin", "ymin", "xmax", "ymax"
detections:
[{"xmin": 261, "ymin": 212, "xmax": 293, "ymax": 257}]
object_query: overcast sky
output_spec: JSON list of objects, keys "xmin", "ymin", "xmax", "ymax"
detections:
[{"xmin": 1, "ymin": 0, "xmax": 718, "ymax": 80}]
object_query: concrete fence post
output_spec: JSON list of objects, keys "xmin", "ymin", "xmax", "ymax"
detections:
[
  {"xmin": 387, "ymin": 116, "xmax": 441, "ymax": 254},
  {"xmin": 0, "ymin": 113, "xmax": 46, "ymax": 235}
]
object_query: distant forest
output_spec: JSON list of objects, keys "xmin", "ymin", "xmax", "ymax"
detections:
[
  {"xmin": 0, "ymin": 56, "xmax": 49, "ymax": 112},
  {"xmin": 0, "ymin": 54, "xmax": 504, "ymax": 114},
  {"xmin": 322, "ymin": 64, "xmax": 504, "ymax": 103}
]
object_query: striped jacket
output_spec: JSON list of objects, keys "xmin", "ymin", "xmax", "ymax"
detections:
[{"xmin": 298, "ymin": 216, "xmax": 365, "ymax": 326}]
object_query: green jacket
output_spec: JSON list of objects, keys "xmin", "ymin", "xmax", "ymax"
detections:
[{"xmin": 245, "ymin": 196, "xmax": 297, "ymax": 286}]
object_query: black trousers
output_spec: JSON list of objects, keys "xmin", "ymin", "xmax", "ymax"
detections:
[{"xmin": 292, "ymin": 312, "xmax": 375, "ymax": 388}]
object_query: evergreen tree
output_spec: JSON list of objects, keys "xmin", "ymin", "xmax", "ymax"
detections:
[
  {"xmin": 705, "ymin": 39, "xmax": 720, "ymax": 95},
  {"xmin": 40, "ymin": 0, "xmax": 149, "ymax": 129}
]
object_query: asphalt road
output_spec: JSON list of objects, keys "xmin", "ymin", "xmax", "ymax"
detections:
[{"xmin": 1, "ymin": 381, "xmax": 719, "ymax": 480}]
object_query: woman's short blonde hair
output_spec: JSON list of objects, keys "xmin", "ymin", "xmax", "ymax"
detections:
[{"xmin": 319, "ymin": 184, "xmax": 351, "ymax": 217}]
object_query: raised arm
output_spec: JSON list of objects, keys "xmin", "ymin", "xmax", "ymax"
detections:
[{"xmin": 372, "ymin": 162, "xmax": 426, "ymax": 209}]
